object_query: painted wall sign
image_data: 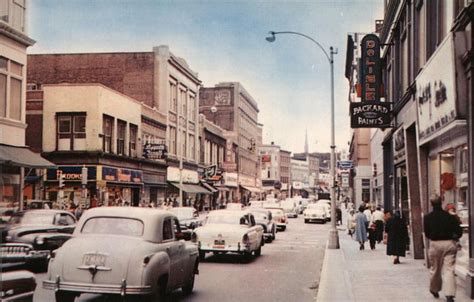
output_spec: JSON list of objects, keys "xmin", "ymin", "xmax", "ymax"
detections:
[
  {"xmin": 350, "ymin": 102, "xmax": 392, "ymax": 128},
  {"xmin": 143, "ymin": 143, "xmax": 168, "ymax": 160},
  {"xmin": 393, "ymin": 127, "xmax": 406, "ymax": 164},
  {"xmin": 223, "ymin": 172, "xmax": 238, "ymax": 187},
  {"xmin": 47, "ymin": 166, "xmax": 97, "ymax": 182},
  {"xmin": 361, "ymin": 34, "xmax": 382, "ymax": 102},
  {"xmin": 416, "ymin": 35, "xmax": 457, "ymax": 144}
]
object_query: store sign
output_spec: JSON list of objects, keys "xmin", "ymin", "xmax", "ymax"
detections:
[
  {"xmin": 261, "ymin": 154, "xmax": 271, "ymax": 163},
  {"xmin": 223, "ymin": 172, "xmax": 238, "ymax": 187},
  {"xmin": 350, "ymin": 102, "xmax": 392, "ymax": 128},
  {"xmin": 167, "ymin": 167, "xmax": 199, "ymax": 184},
  {"xmin": 47, "ymin": 166, "xmax": 97, "ymax": 181},
  {"xmin": 203, "ymin": 165, "xmax": 217, "ymax": 179},
  {"xmin": 341, "ymin": 173, "xmax": 350, "ymax": 188},
  {"xmin": 239, "ymin": 175, "xmax": 256, "ymax": 187},
  {"xmin": 102, "ymin": 167, "xmax": 142, "ymax": 183},
  {"xmin": 222, "ymin": 161, "xmax": 237, "ymax": 172},
  {"xmin": 337, "ymin": 160, "xmax": 353, "ymax": 170},
  {"xmin": 292, "ymin": 182, "xmax": 303, "ymax": 189},
  {"xmin": 416, "ymin": 35, "xmax": 457, "ymax": 144},
  {"xmin": 143, "ymin": 143, "xmax": 167, "ymax": 160},
  {"xmin": 361, "ymin": 34, "xmax": 382, "ymax": 102}
]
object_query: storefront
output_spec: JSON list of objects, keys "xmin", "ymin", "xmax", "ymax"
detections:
[
  {"xmin": 101, "ymin": 166, "xmax": 143, "ymax": 207},
  {"xmin": 221, "ymin": 172, "xmax": 238, "ymax": 206},
  {"xmin": 166, "ymin": 167, "xmax": 211, "ymax": 207},
  {"xmin": 239, "ymin": 174, "xmax": 260, "ymax": 204}
]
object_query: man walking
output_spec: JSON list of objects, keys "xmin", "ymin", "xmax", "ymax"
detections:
[{"xmin": 424, "ymin": 194, "xmax": 462, "ymax": 302}]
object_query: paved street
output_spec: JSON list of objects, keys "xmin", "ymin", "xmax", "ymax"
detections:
[{"xmin": 33, "ymin": 215, "xmax": 328, "ymax": 302}]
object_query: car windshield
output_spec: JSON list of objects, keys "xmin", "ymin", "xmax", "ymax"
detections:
[
  {"xmin": 169, "ymin": 208, "xmax": 195, "ymax": 220},
  {"xmin": 81, "ymin": 217, "xmax": 144, "ymax": 237},
  {"xmin": 207, "ymin": 214, "xmax": 245, "ymax": 225},
  {"xmin": 10, "ymin": 212, "xmax": 54, "ymax": 225},
  {"xmin": 267, "ymin": 209, "xmax": 284, "ymax": 217}
]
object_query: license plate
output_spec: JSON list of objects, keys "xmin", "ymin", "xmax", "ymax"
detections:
[{"xmin": 82, "ymin": 254, "xmax": 106, "ymax": 266}]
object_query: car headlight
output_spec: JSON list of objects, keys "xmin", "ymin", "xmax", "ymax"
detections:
[{"xmin": 36, "ymin": 237, "xmax": 45, "ymax": 245}]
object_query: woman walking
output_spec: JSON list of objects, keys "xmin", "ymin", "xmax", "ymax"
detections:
[
  {"xmin": 355, "ymin": 205, "xmax": 368, "ymax": 250},
  {"xmin": 385, "ymin": 210, "xmax": 409, "ymax": 264}
]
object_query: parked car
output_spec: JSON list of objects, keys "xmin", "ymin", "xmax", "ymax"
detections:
[
  {"xmin": 249, "ymin": 208, "xmax": 276, "ymax": 242},
  {"xmin": 168, "ymin": 207, "xmax": 205, "ymax": 229},
  {"xmin": 304, "ymin": 203, "xmax": 329, "ymax": 223},
  {"xmin": 280, "ymin": 199, "xmax": 298, "ymax": 218},
  {"xmin": 1, "ymin": 270, "xmax": 36, "ymax": 301},
  {"xmin": 193, "ymin": 210, "xmax": 264, "ymax": 260},
  {"xmin": 43, "ymin": 207, "xmax": 199, "ymax": 302},
  {"xmin": 26, "ymin": 199, "xmax": 53, "ymax": 210},
  {"xmin": 248, "ymin": 200, "xmax": 264, "ymax": 208},
  {"xmin": 1, "ymin": 210, "xmax": 76, "ymax": 272},
  {"xmin": 263, "ymin": 206, "xmax": 287, "ymax": 231},
  {"xmin": 226, "ymin": 203, "xmax": 244, "ymax": 210},
  {"xmin": 316, "ymin": 199, "xmax": 332, "ymax": 221}
]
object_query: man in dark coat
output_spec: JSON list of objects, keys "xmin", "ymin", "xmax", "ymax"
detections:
[
  {"xmin": 424, "ymin": 194, "xmax": 462, "ymax": 302},
  {"xmin": 385, "ymin": 210, "xmax": 408, "ymax": 264}
]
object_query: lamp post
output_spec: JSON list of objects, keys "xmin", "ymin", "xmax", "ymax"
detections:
[{"xmin": 266, "ymin": 30, "xmax": 339, "ymax": 249}]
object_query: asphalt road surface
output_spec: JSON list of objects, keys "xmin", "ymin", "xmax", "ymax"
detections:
[{"xmin": 33, "ymin": 215, "xmax": 329, "ymax": 302}]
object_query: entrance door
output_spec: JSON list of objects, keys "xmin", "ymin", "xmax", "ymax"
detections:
[{"xmin": 131, "ymin": 188, "xmax": 140, "ymax": 207}]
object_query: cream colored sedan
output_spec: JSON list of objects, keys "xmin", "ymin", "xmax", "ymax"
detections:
[{"xmin": 193, "ymin": 210, "xmax": 264, "ymax": 260}]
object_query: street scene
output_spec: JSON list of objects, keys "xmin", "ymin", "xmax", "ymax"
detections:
[{"xmin": 1, "ymin": 1, "xmax": 474, "ymax": 302}]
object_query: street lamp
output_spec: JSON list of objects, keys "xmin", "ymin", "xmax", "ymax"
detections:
[{"xmin": 266, "ymin": 30, "xmax": 340, "ymax": 249}]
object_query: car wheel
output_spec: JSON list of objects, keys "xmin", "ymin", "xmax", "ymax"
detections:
[
  {"xmin": 199, "ymin": 250, "xmax": 206, "ymax": 261},
  {"xmin": 55, "ymin": 291, "xmax": 76, "ymax": 302},
  {"xmin": 272, "ymin": 227, "xmax": 276, "ymax": 240},
  {"xmin": 304, "ymin": 219, "xmax": 309, "ymax": 224},
  {"xmin": 243, "ymin": 251, "xmax": 253, "ymax": 261},
  {"xmin": 254, "ymin": 245, "xmax": 262, "ymax": 257},
  {"xmin": 182, "ymin": 270, "xmax": 195, "ymax": 295},
  {"xmin": 147, "ymin": 275, "xmax": 167, "ymax": 301}
]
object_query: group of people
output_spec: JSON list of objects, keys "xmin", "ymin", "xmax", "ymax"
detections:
[{"xmin": 346, "ymin": 195, "xmax": 463, "ymax": 302}]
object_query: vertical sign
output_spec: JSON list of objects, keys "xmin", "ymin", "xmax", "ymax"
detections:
[{"xmin": 361, "ymin": 34, "xmax": 382, "ymax": 102}]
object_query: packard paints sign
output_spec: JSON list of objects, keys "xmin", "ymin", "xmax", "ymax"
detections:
[
  {"xmin": 361, "ymin": 34, "xmax": 382, "ymax": 102},
  {"xmin": 416, "ymin": 35, "xmax": 457, "ymax": 144},
  {"xmin": 350, "ymin": 102, "xmax": 391, "ymax": 128}
]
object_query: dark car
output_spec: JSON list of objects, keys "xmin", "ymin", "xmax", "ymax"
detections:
[
  {"xmin": 1, "ymin": 270, "xmax": 36, "ymax": 301},
  {"xmin": 1, "ymin": 210, "xmax": 76, "ymax": 272}
]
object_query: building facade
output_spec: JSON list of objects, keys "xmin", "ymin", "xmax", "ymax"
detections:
[
  {"xmin": 199, "ymin": 82, "xmax": 261, "ymax": 203},
  {"xmin": 290, "ymin": 158, "xmax": 310, "ymax": 197},
  {"xmin": 279, "ymin": 149, "xmax": 291, "ymax": 198},
  {"xmin": 0, "ymin": 0, "xmax": 53, "ymax": 209},
  {"xmin": 259, "ymin": 142, "xmax": 281, "ymax": 197}
]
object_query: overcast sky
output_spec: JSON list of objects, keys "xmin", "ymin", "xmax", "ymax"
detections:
[{"xmin": 28, "ymin": 0, "xmax": 384, "ymax": 153}]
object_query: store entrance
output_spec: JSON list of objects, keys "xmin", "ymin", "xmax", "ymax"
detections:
[{"xmin": 132, "ymin": 188, "xmax": 140, "ymax": 207}]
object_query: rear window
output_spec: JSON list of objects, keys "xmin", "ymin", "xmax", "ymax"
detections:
[{"xmin": 81, "ymin": 217, "xmax": 144, "ymax": 237}]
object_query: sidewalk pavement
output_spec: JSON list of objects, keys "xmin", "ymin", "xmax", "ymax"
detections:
[{"xmin": 316, "ymin": 223, "xmax": 473, "ymax": 302}]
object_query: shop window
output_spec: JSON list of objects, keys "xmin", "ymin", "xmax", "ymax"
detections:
[
  {"xmin": 103, "ymin": 115, "xmax": 114, "ymax": 153},
  {"xmin": 129, "ymin": 124, "xmax": 137, "ymax": 157},
  {"xmin": 0, "ymin": 73, "xmax": 7, "ymax": 117},
  {"xmin": 117, "ymin": 120, "xmax": 126, "ymax": 156}
]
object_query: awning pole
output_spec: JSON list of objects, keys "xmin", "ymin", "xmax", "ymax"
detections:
[{"xmin": 19, "ymin": 167, "xmax": 24, "ymax": 211}]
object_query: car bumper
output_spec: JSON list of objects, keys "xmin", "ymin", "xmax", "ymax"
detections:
[
  {"xmin": 1, "ymin": 244, "xmax": 50, "ymax": 265},
  {"xmin": 199, "ymin": 242, "xmax": 249, "ymax": 253},
  {"xmin": 305, "ymin": 217, "xmax": 326, "ymax": 222},
  {"xmin": 286, "ymin": 213, "xmax": 298, "ymax": 218},
  {"xmin": 43, "ymin": 279, "xmax": 152, "ymax": 296}
]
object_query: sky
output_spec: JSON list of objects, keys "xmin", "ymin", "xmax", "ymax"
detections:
[{"xmin": 28, "ymin": 0, "xmax": 384, "ymax": 154}]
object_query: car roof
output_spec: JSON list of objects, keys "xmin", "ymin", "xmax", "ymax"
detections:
[
  {"xmin": 208, "ymin": 209, "xmax": 251, "ymax": 216},
  {"xmin": 16, "ymin": 209, "xmax": 71, "ymax": 215}
]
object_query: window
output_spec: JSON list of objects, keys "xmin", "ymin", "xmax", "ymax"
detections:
[
  {"xmin": 12, "ymin": 0, "xmax": 25, "ymax": 32},
  {"xmin": 117, "ymin": 120, "xmax": 126, "ymax": 155},
  {"xmin": 103, "ymin": 115, "xmax": 114, "ymax": 153},
  {"xmin": 169, "ymin": 82, "xmax": 177, "ymax": 112},
  {"xmin": 181, "ymin": 130, "xmax": 186, "ymax": 158},
  {"xmin": 162, "ymin": 218, "xmax": 174, "ymax": 241},
  {"xmin": 57, "ymin": 113, "xmax": 87, "ymax": 151},
  {"xmin": 180, "ymin": 89, "xmax": 187, "ymax": 116},
  {"xmin": 173, "ymin": 218, "xmax": 181, "ymax": 238},
  {"xmin": 129, "ymin": 124, "xmax": 138, "ymax": 157},
  {"xmin": 189, "ymin": 95, "xmax": 196, "ymax": 121},
  {"xmin": 169, "ymin": 126, "xmax": 177, "ymax": 155},
  {"xmin": 189, "ymin": 134, "xmax": 195, "ymax": 160},
  {"xmin": 0, "ymin": 1, "xmax": 8, "ymax": 22},
  {"xmin": 0, "ymin": 57, "xmax": 23, "ymax": 121}
]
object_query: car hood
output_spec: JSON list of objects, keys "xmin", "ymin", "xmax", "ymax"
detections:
[
  {"xmin": 305, "ymin": 209, "xmax": 326, "ymax": 215},
  {"xmin": 53, "ymin": 235, "xmax": 150, "ymax": 285},
  {"xmin": 6, "ymin": 225, "xmax": 69, "ymax": 241}
]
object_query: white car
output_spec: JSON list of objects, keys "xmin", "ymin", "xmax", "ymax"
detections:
[
  {"xmin": 304, "ymin": 203, "xmax": 329, "ymax": 223},
  {"xmin": 43, "ymin": 207, "xmax": 199, "ymax": 301},
  {"xmin": 280, "ymin": 199, "xmax": 298, "ymax": 218},
  {"xmin": 193, "ymin": 210, "xmax": 264, "ymax": 260},
  {"xmin": 316, "ymin": 199, "xmax": 332, "ymax": 221}
]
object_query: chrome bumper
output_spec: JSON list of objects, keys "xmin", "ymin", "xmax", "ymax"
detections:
[
  {"xmin": 0, "ymin": 243, "xmax": 50, "ymax": 264},
  {"xmin": 43, "ymin": 279, "xmax": 152, "ymax": 296}
]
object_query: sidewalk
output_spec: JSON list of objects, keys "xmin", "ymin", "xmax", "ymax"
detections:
[{"xmin": 316, "ymin": 223, "xmax": 473, "ymax": 301}]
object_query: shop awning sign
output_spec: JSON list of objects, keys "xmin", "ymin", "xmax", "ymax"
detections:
[{"xmin": 350, "ymin": 102, "xmax": 392, "ymax": 128}]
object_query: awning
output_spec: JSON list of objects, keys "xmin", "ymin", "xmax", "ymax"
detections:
[
  {"xmin": 240, "ymin": 185, "xmax": 261, "ymax": 193},
  {"xmin": 0, "ymin": 144, "xmax": 55, "ymax": 168},
  {"xmin": 201, "ymin": 182, "xmax": 218, "ymax": 193},
  {"xmin": 169, "ymin": 182, "xmax": 212, "ymax": 194}
]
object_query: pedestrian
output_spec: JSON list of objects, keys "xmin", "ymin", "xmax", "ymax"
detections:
[
  {"xmin": 347, "ymin": 209, "xmax": 356, "ymax": 237},
  {"xmin": 336, "ymin": 207, "xmax": 342, "ymax": 226},
  {"xmin": 385, "ymin": 210, "xmax": 408, "ymax": 264},
  {"xmin": 363, "ymin": 203, "xmax": 372, "ymax": 222},
  {"xmin": 368, "ymin": 220, "xmax": 377, "ymax": 250},
  {"xmin": 74, "ymin": 204, "xmax": 84, "ymax": 220},
  {"xmin": 371, "ymin": 206, "xmax": 385, "ymax": 243},
  {"xmin": 424, "ymin": 194, "xmax": 462, "ymax": 302},
  {"xmin": 354, "ymin": 205, "xmax": 368, "ymax": 250}
]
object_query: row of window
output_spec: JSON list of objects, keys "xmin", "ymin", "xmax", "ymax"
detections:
[
  {"xmin": 168, "ymin": 125, "xmax": 196, "ymax": 161},
  {"xmin": 203, "ymin": 140, "xmax": 224, "ymax": 166},
  {"xmin": 0, "ymin": 0, "xmax": 26, "ymax": 33},
  {"xmin": 169, "ymin": 81, "xmax": 196, "ymax": 121}
]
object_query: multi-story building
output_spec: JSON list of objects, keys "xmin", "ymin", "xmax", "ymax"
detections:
[
  {"xmin": 348, "ymin": 128, "xmax": 372, "ymax": 206},
  {"xmin": 260, "ymin": 142, "xmax": 281, "ymax": 197},
  {"xmin": 349, "ymin": 1, "xmax": 474, "ymax": 295},
  {"xmin": 0, "ymin": 0, "xmax": 54, "ymax": 209},
  {"xmin": 290, "ymin": 158, "xmax": 310, "ymax": 197},
  {"xmin": 370, "ymin": 129, "xmax": 384, "ymax": 207},
  {"xmin": 27, "ymin": 46, "xmax": 211, "ymax": 205},
  {"xmin": 199, "ymin": 82, "xmax": 261, "ymax": 203},
  {"xmin": 279, "ymin": 149, "xmax": 291, "ymax": 198},
  {"xmin": 293, "ymin": 152, "xmax": 320, "ymax": 192}
]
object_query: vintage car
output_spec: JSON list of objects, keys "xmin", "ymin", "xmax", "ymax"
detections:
[
  {"xmin": 43, "ymin": 207, "xmax": 199, "ymax": 302},
  {"xmin": 193, "ymin": 210, "xmax": 264, "ymax": 260},
  {"xmin": 1, "ymin": 210, "xmax": 76, "ymax": 271},
  {"xmin": 249, "ymin": 208, "xmax": 276, "ymax": 242},
  {"xmin": 316, "ymin": 199, "xmax": 332, "ymax": 221},
  {"xmin": 1, "ymin": 270, "xmax": 36, "ymax": 301},
  {"xmin": 168, "ymin": 207, "xmax": 205, "ymax": 229},
  {"xmin": 297, "ymin": 198, "xmax": 310, "ymax": 214},
  {"xmin": 304, "ymin": 203, "xmax": 329, "ymax": 223},
  {"xmin": 280, "ymin": 199, "xmax": 299, "ymax": 218},
  {"xmin": 263, "ymin": 206, "xmax": 288, "ymax": 231}
]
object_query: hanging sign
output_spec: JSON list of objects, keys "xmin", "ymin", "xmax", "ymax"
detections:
[
  {"xmin": 350, "ymin": 102, "xmax": 392, "ymax": 128},
  {"xmin": 361, "ymin": 34, "xmax": 382, "ymax": 102}
]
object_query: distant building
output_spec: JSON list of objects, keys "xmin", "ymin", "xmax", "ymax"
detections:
[
  {"xmin": 259, "ymin": 142, "xmax": 281, "ymax": 197},
  {"xmin": 290, "ymin": 158, "xmax": 310, "ymax": 197},
  {"xmin": 279, "ymin": 149, "xmax": 291, "ymax": 198}
]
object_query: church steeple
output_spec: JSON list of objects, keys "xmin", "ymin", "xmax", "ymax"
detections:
[{"xmin": 304, "ymin": 128, "xmax": 308, "ymax": 155}]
